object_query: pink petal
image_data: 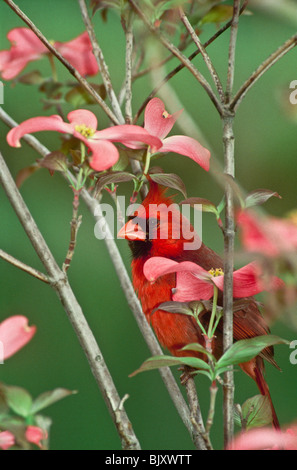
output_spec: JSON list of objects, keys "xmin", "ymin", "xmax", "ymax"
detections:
[
  {"xmin": 0, "ymin": 28, "xmax": 46, "ymax": 80},
  {"xmin": 227, "ymin": 428, "xmax": 296, "ymax": 451},
  {"xmin": 96, "ymin": 124, "xmax": 162, "ymax": 150},
  {"xmin": 7, "ymin": 28, "xmax": 46, "ymax": 55},
  {"xmin": 25, "ymin": 426, "xmax": 47, "ymax": 448},
  {"xmin": 213, "ymin": 262, "xmax": 284, "ymax": 298},
  {"xmin": 143, "ymin": 256, "xmax": 180, "ymax": 282},
  {"xmin": 0, "ymin": 315, "xmax": 36, "ymax": 360},
  {"xmin": 0, "ymin": 431, "xmax": 15, "ymax": 450},
  {"xmin": 7, "ymin": 115, "xmax": 71, "ymax": 147},
  {"xmin": 144, "ymin": 98, "xmax": 182, "ymax": 140},
  {"xmin": 161, "ymin": 135, "xmax": 210, "ymax": 171},
  {"xmin": 67, "ymin": 109, "xmax": 98, "ymax": 130},
  {"xmin": 174, "ymin": 271, "xmax": 214, "ymax": 302},
  {"xmin": 143, "ymin": 257, "xmax": 214, "ymax": 301},
  {"xmin": 55, "ymin": 32, "xmax": 98, "ymax": 76},
  {"xmin": 88, "ymin": 139, "xmax": 119, "ymax": 171}
]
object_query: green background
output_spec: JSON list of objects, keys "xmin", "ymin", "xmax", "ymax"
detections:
[{"xmin": 0, "ymin": 0, "xmax": 296, "ymax": 450}]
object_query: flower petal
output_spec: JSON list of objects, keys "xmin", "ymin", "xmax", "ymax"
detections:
[
  {"xmin": 88, "ymin": 139, "xmax": 119, "ymax": 171},
  {"xmin": 7, "ymin": 115, "xmax": 71, "ymax": 147},
  {"xmin": 143, "ymin": 257, "xmax": 214, "ymax": 301},
  {"xmin": 0, "ymin": 28, "xmax": 46, "ymax": 80},
  {"xmin": 55, "ymin": 32, "xmax": 98, "ymax": 76},
  {"xmin": 96, "ymin": 124, "xmax": 162, "ymax": 150},
  {"xmin": 0, "ymin": 315, "xmax": 36, "ymax": 360},
  {"xmin": 0, "ymin": 431, "xmax": 15, "ymax": 450},
  {"xmin": 144, "ymin": 97, "xmax": 182, "ymax": 140},
  {"xmin": 67, "ymin": 109, "xmax": 98, "ymax": 130},
  {"xmin": 161, "ymin": 135, "xmax": 210, "ymax": 171},
  {"xmin": 212, "ymin": 262, "xmax": 284, "ymax": 298}
]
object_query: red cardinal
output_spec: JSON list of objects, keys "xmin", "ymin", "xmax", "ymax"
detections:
[{"xmin": 118, "ymin": 182, "xmax": 280, "ymax": 429}]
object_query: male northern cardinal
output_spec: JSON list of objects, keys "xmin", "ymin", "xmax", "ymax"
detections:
[{"xmin": 118, "ymin": 182, "xmax": 280, "ymax": 429}]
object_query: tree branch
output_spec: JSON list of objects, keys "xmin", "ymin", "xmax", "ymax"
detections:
[{"xmin": 0, "ymin": 248, "xmax": 49, "ymax": 283}]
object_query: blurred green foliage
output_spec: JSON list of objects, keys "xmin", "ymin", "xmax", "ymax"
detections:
[{"xmin": 0, "ymin": 0, "xmax": 296, "ymax": 450}]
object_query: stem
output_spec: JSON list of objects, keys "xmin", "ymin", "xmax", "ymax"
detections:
[
  {"xmin": 207, "ymin": 286, "xmax": 219, "ymax": 339},
  {"xmin": 62, "ymin": 188, "xmax": 82, "ymax": 273},
  {"xmin": 222, "ymin": 114, "xmax": 235, "ymax": 447},
  {"xmin": 225, "ymin": 0, "xmax": 241, "ymax": 102},
  {"xmin": 206, "ymin": 381, "xmax": 218, "ymax": 435},
  {"xmin": 0, "ymin": 150, "xmax": 141, "ymax": 450},
  {"xmin": 123, "ymin": 12, "xmax": 133, "ymax": 124}
]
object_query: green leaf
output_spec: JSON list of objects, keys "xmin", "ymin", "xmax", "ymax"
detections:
[
  {"xmin": 31, "ymin": 388, "xmax": 77, "ymax": 414},
  {"xmin": 155, "ymin": 301, "xmax": 195, "ymax": 317},
  {"xmin": 38, "ymin": 151, "xmax": 68, "ymax": 174},
  {"xmin": 94, "ymin": 171, "xmax": 137, "ymax": 196},
  {"xmin": 200, "ymin": 5, "xmax": 234, "ymax": 25},
  {"xmin": 2, "ymin": 385, "xmax": 33, "ymax": 418},
  {"xmin": 181, "ymin": 343, "xmax": 216, "ymax": 363},
  {"xmin": 241, "ymin": 395, "xmax": 273, "ymax": 430},
  {"xmin": 149, "ymin": 173, "xmax": 187, "ymax": 198},
  {"xmin": 17, "ymin": 70, "xmax": 44, "ymax": 85},
  {"xmin": 244, "ymin": 189, "xmax": 282, "ymax": 208},
  {"xmin": 216, "ymin": 335, "xmax": 289, "ymax": 370},
  {"xmin": 15, "ymin": 163, "xmax": 41, "ymax": 188},
  {"xmin": 129, "ymin": 354, "xmax": 212, "ymax": 378},
  {"xmin": 65, "ymin": 83, "xmax": 106, "ymax": 107}
]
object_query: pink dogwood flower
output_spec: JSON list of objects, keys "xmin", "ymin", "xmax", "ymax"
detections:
[
  {"xmin": 0, "ymin": 28, "xmax": 98, "ymax": 80},
  {"xmin": 127, "ymin": 98, "xmax": 211, "ymax": 171},
  {"xmin": 7, "ymin": 109, "xmax": 162, "ymax": 172},
  {"xmin": 227, "ymin": 425, "xmax": 297, "ymax": 450},
  {"xmin": 0, "ymin": 315, "xmax": 36, "ymax": 360},
  {"xmin": 25, "ymin": 426, "xmax": 48, "ymax": 449},
  {"xmin": 0, "ymin": 431, "xmax": 15, "ymax": 450},
  {"xmin": 143, "ymin": 256, "xmax": 284, "ymax": 301},
  {"xmin": 237, "ymin": 209, "xmax": 297, "ymax": 258}
]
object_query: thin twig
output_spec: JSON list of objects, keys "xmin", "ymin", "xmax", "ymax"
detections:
[
  {"xmin": 225, "ymin": 1, "xmax": 241, "ymax": 102},
  {"xmin": 0, "ymin": 248, "xmax": 50, "ymax": 283},
  {"xmin": 127, "ymin": 0, "xmax": 224, "ymax": 117},
  {"xmin": 231, "ymin": 32, "xmax": 297, "ymax": 111},
  {"xmin": 62, "ymin": 188, "xmax": 82, "ymax": 273},
  {"xmin": 3, "ymin": 0, "xmax": 119, "ymax": 125},
  {"xmin": 178, "ymin": 7, "xmax": 225, "ymax": 104},
  {"xmin": 77, "ymin": 0, "xmax": 124, "ymax": 124},
  {"xmin": 123, "ymin": 12, "xmax": 134, "ymax": 124}
]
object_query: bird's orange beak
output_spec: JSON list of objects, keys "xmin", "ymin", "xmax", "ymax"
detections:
[{"xmin": 117, "ymin": 219, "xmax": 146, "ymax": 241}]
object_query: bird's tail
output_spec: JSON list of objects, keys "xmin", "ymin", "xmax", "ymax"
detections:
[
  {"xmin": 254, "ymin": 362, "xmax": 280, "ymax": 430},
  {"xmin": 240, "ymin": 356, "xmax": 280, "ymax": 430}
]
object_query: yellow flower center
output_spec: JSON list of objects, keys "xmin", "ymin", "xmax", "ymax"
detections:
[
  {"xmin": 208, "ymin": 268, "xmax": 224, "ymax": 277},
  {"xmin": 162, "ymin": 110, "xmax": 170, "ymax": 119},
  {"xmin": 75, "ymin": 124, "xmax": 96, "ymax": 138}
]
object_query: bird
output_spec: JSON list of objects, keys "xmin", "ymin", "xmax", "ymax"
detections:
[{"xmin": 118, "ymin": 181, "xmax": 280, "ymax": 429}]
